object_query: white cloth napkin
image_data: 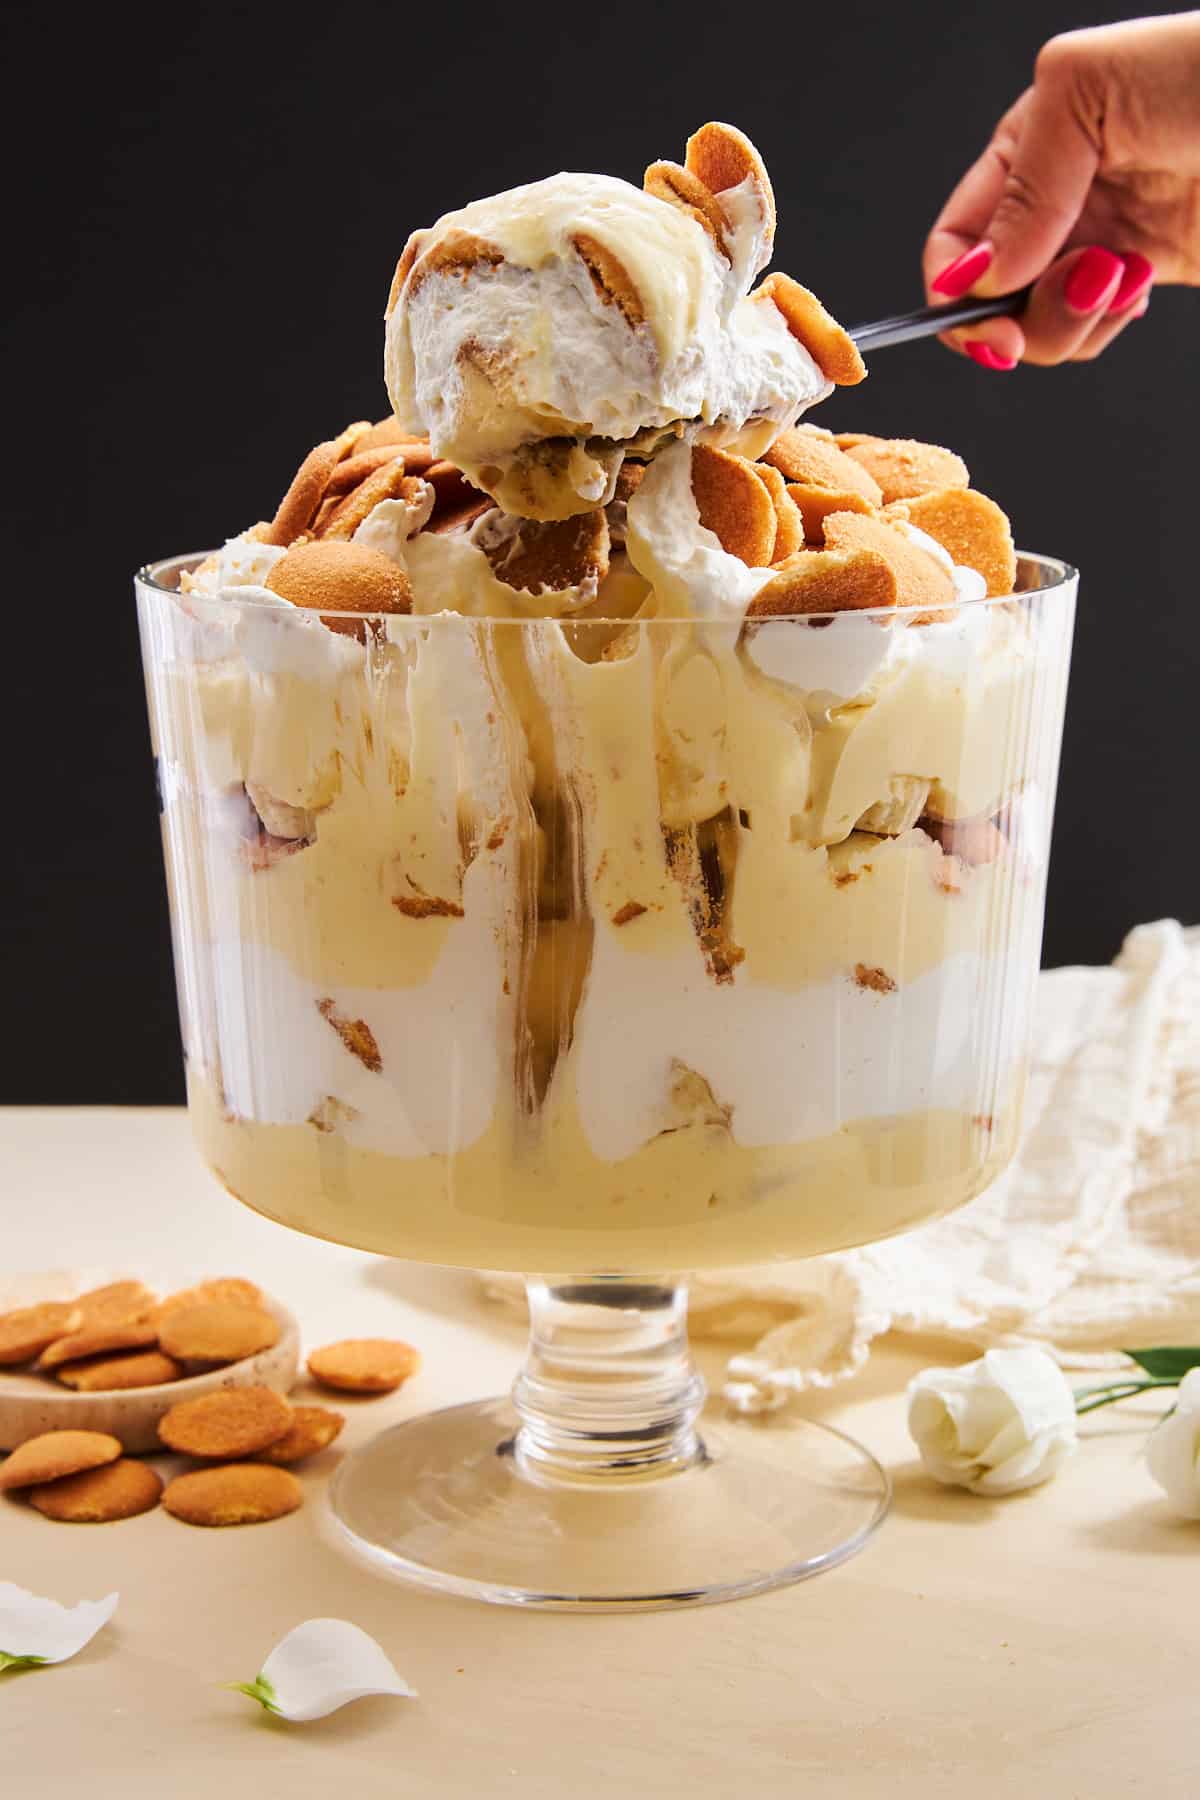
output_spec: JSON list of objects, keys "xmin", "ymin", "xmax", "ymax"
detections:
[{"xmin": 485, "ymin": 921, "xmax": 1200, "ymax": 1411}]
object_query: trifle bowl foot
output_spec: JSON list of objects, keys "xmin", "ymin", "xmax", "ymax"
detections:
[{"xmin": 327, "ymin": 1279, "xmax": 889, "ymax": 1611}]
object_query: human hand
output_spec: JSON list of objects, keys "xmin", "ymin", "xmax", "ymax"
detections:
[{"xmin": 923, "ymin": 14, "xmax": 1200, "ymax": 368}]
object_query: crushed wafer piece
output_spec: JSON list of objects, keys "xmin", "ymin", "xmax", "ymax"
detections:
[
  {"xmin": 157, "ymin": 1386, "xmax": 292, "ymax": 1458},
  {"xmin": 407, "ymin": 230, "xmax": 505, "ymax": 299},
  {"xmin": 316, "ymin": 997, "xmax": 383, "ymax": 1070},
  {"xmin": 762, "ymin": 426, "xmax": 881, "ymax": 500},
  {"xmin": 842, "ymin": 436, "xmax": 968, "ymax": 502},
  {"xmin": 256, "ymin": 1406, "xmax": 345, "ymax": 1465},
  {"xmin": 392, "ymin": 892, "xmax": 465, "ymax": 919},
  {"xmin": 643, "ymin": 160, "xmax": 730, "ymax": 256},
  {"xmin": 572, "ymin": 233, "xmax": 645, "ymax": 328},
  {"xmin": 158, "ymin": 1302, "xmax": 280, "ymax": 1366},
  {"xmin": 318, "ymin": 457, "xmax": 415, "ymax": 540},
  {"xmin": 307, "ymin": 1338, "xmax": 421, "ymax": 1395},
  {"xmin": 353, "ymin": 417, "xmax": 427, "ymax": 454},
  {"xmin": 37, "ymin": 1316, "xmax": 158, "ymax": 1370},
  {"xmin": 29, "ymin": 1459, "xmax": 163, "ymax": 1523},
  {"xmin": 331, "ymin": 420, "xmax": 373, "ymax": 459},
  {"xmin": 386, "ymin": 233, "xmax": 428, "ymax": 314},
  {"xmin": 323, "ymin": 446, "xmax": 416, "ymax": 498},
  {"xmin": 480, "ymin": 510, "xmax": 610, "ymax": 594},
  {"xmin": 163, "ymin": 1463, "xmax": 302, "ymax": 1527},
  {"xmin": 854, "ymin": 964, "xmax": 897, "ymax": 994},
  {"xmin": 757, "ymin": 274, "xmax": 865, "ymax": 386},
  {"xmin": 785, "ymin": 481, "xmax": 876, "ymax": 545},
  {"xmin": 691, "ymin": 445, "xmax": 777, "ymax": 566},
  {"xmin": 754, "ymin": 463, "xmax": 805, "ymax": 562},
  {"xmin": 613, "ymin": 461, "xmax": 646, "ymax": 505},
  {"xmin": 0, "ymin": 1302, "xmax": 82, "ymax": 1366},
  {"xmin": 393, "ymin": 440, "xmax": 436, "ymax": 477},
  {"xmin": 265, "ymin": 440, "xmax": 343, "ymax": 547},
  {"xmin": 684, "ymin": 121, "xmax": 776, "ymax": 252},
  {"xmin": 747, "ymin": 548, "xmax": 897, "ymax": 617},
  {"xmin": 887, "ymin": 488, "xmax": 1016, "ymax": 596},
  {"xmin": 612, "ymin": 901, "xmax": 648, "ymax": 926},
  {"xmin": 56, "ymin": 1350, "xmax": 184, "ymax": 1392},
  {"xmin": 0, "ymin": 1430, "xmax": 122, "ymax": 1492},
  {"xmin": 822, "ymin": 512, "xmax": 955, "ymax": 613},
  {"xmin": 265, "ymin": 540, "xmax": 412, "ymax": 632}
]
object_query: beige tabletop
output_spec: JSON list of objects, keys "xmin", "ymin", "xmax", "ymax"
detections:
[{"xmin": 1, "ymin": 1107, "xmax": 1197, "ymax": 1799}]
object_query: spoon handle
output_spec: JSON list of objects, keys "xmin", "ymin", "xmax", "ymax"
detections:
[{"xmin": 848, "ymin": 287, "xmax": 1032, "ymax": 353}]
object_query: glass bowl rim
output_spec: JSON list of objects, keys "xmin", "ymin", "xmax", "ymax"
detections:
[{"xmin": 134, "ymin": 548, "xmax": 1077, "ymax": 625}]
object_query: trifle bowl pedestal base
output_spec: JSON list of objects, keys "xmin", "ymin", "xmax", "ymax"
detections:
[{"xmin": 327, "ymin": 1278, "xmax": 889, "ymax": 1611}]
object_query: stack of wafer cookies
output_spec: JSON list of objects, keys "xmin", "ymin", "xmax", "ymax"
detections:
[
  {"xmin": 237, "ymin": 414, "xmax": 1016, "ymax": 633},
  {"xmin": 0, "ymin": 1277, "xmax": 281, "ymax": 1393},
  {"xmin": 0, "ymin": 1284, "xmax": 422, "ymax": 1526}
]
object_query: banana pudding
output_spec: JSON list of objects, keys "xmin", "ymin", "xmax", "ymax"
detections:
[{"xmin": 139, "ymin": 123, "xmax": 1074, "ymax": 1271}]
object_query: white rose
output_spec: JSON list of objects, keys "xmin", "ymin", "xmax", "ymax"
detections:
[
  {"xmin": 1145, "ymin": 1367, "xmax": 1200, "ymax": 1520},
  {"xmin": 907, "ymin": 1347, "xmax": 1078, "ymax": 1496}
]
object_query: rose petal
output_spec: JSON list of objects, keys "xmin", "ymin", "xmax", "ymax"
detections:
[
  {"xmin": 0, "ymin": 1583, "xmax": 118, "ymax": 1666},
  {"xmin": 985, "ymin": 1349, "xmax": 1077, "ymax": 1439},
  {"xmin": 239, "ymin": 1618, "xmax": 415, "ymax": 1722},
  {"xmin": 1173, "ymin": 1369, "xmax": 1200, "ymax": 1416},
  {"xmin": 1146, "ymin": 1404, "xmax": 1200, "ymax": 1521}
]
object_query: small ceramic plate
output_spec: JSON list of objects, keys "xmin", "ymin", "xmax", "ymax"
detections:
[{"xmin": 0, "ymin": 1276, "xmax": 299, "ymax": 1453}]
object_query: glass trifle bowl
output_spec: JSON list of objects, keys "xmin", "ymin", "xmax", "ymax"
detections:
[{"xmin": 136, "ymin": 545, "xmax": 1075, "ymax": 1608}]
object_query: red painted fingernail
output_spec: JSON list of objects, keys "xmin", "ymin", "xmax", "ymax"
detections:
[
  {"xmin": 931, "ymin": 241, "xmax": 995, "ymax": 298},
  {"xmin": 1064, "ymin": 246, "xmax": 1125, "ymax": 314},
  {"xmin": 1108, "ymin": 252, "xmax": 1154, "ymax": 313},
  {"xmin": 963, "ymin": 340, "xmax": 1017, "ymax": 371}
]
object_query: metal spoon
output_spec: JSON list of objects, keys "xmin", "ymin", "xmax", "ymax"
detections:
[{"xmin": 849, "ymin": 287, "xmax": 1032, "ymax": 353}]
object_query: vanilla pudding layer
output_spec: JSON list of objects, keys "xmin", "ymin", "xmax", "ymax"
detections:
[
  {"xmin": 189, "ymin": 1068, "xmax": 1022, "ymax": 1271},
  {"xmin": 142, "ymin": 533, "xmax": 1072, "ymax": 1270}
]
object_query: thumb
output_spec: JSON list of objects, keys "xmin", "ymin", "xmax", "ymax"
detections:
[{"xmin": 974, "ymin": 42, "xmax": 1102, "ymax": 297}]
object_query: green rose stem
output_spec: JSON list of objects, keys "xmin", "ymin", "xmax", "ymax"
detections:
[
  {"xmin": 0, "ymin": 1653, "xmax": 48, "ymax": 1672},
  {"xmin": 1073, "ymin": 1378, "xmax": 1181, "ymax": 1416},
  {"xmin": 1072, "ymin": 1348, "xmax": 1200, "ymax": 1417}
]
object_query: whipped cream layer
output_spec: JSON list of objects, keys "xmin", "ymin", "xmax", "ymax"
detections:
[
  {"xmin": 193, "ymin": 928, "xmax": 1032, "ymax": 1165},
  {"xmin": 385, "ymin": 173, "xmax": 829, "ymax": 517}
]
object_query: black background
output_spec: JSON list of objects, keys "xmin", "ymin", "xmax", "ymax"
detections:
[{"xmin": 3, "ymin": 0, "xmax": 1196, "ymax": 1104}]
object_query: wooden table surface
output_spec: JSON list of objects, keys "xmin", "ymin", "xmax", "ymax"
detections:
[{"xmin": 2, "ymin": 1108, "xmax": 1197, "ymax": 1799}]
